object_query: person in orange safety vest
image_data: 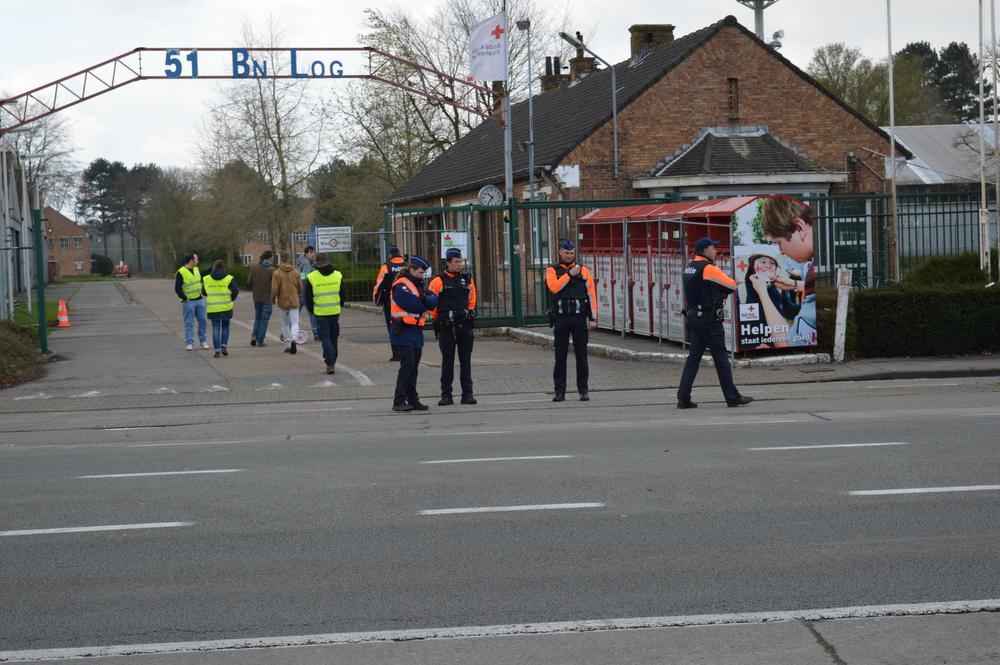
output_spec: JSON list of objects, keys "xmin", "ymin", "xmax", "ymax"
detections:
[{"xmin": 545, "ymin": 239, "xmax": 597, "ymax": 402}]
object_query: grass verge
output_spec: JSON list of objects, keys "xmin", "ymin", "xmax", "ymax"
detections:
[{"xmin": 0, "ymin": 321, "xmax": 43, "ymax": 388}]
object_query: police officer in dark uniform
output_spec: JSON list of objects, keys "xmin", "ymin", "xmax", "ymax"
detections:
[
  {"xmin": 428, "ymin": 248, "xmax": 477, "ymax": 406},
  {"xmin": 677, "ymin": 237, "xmax": 753, "ymax": 409},
  {"xmin": 546, "ymin": 239, "xmax": 598, "ymax": 402}
]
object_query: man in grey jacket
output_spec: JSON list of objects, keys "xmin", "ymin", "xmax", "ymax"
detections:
[{"xmin": 295, "ymin": 245, "xmax": 319, "ymax": 342}]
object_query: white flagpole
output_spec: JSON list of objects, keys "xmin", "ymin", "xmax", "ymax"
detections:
[
  {"xmin": 992, "ymin": 0, "xmax": 999, "ymax": 281},
  {"xmin": 981, "ymin": 0, "xmax": 992, "ymax": 278}
]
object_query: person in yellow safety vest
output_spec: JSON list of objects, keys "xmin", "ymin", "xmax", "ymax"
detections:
[
  {"xmin": 174, "ymin": 252, "xmax": 209, "ymax": 351},
  {"xmin": 202, "ymin": 259, "xmax": 239, "ymax": 358},
  {"xmin": 304, "ymin": 252, "xmax": 344, "ymax": 375}
]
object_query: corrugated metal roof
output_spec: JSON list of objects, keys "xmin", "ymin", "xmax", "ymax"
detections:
[{"xmin": 885, "ymin": 124, "xmax": 989, "ymax": 186}]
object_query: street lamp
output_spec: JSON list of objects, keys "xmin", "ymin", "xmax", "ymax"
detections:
[
  {"xmin": 560, "ymin": 31, "xmax": 618, "ymax": 178},
  {"xmin": 516, "ymin": 19, "xmax": 535, "ymax": 203}
]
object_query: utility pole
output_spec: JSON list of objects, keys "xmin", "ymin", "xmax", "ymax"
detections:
[{"xmin": 734, "ymin": 0, "xmax": 781, "ymax": 40}]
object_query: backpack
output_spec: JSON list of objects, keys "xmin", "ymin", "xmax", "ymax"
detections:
[{"xmin": 373, "ymin": 262, "xmax": 402, "ymax": 306}]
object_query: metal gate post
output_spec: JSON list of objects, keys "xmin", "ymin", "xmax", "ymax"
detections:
[
  {"xmin": 508, "ymin": 201, "xmax": 523, "ymax": 326},
  {"xmin": 31, "ymin": 205, "xmax": 48, "ymax": 354}
]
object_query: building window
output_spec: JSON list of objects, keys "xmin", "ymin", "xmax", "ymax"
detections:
[
  {"xmin": 257, "ymin": 231, "xmax": 269, "ymax": 242},
  {"xmin": 530, "ymin": 209, "xmax": 551, "ymax": 265},
  {"xmin": 59, "ymin": 237, "xmax": 69, "ymax": 249},
  {"xmin": 727, "ymin": 78, "xmax": 740, "ymax": 119},
  {"xmin": 293, "ymin": 232, "xmax": 308, "ymax": 243},
  {"xmin": 47, "ymin": 239, "xmax": 53, "ymax": 250},
  {"xmin": 73, "ymin": 236, "xmax": 83, "ymax": 249},
  {"xmin": 242, "ymin": 254, "xmax": 253, "ymax": 265},
  {"xmin": 74, "ymin": 261, "xmax": 83, "ymax": 272}
]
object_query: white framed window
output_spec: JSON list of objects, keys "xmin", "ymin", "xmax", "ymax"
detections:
[
  {"xmin": 242, "ymin": 254, "xmax": 253, "ymax": 265},
  {"xmin": 59, "ymin": 237, "xmax": 69, "ymax": 249},
  {"xmin": 293, "ymin": 232, "xmax": 308, "ymax": 243},
  {"xmin": 257, "ymin": 231, "xmax": 269, "ymax": 242},
  {"xmin": 74, "ymin": 261, "xmax": 83, "ymax": 272},
  {"xmin": 73, "ymin": 236, "xmax": 84, "ymax": 249}
]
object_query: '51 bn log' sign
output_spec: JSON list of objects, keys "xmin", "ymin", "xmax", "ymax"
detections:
[{"xmin": 163, "ymin": 48, "xmax": 357, "ymax": 79}]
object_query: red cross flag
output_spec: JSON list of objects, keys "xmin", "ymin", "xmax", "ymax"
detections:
[{"xmin": 469, "ymin": 12, "xmax": 509, "ymax": 82}]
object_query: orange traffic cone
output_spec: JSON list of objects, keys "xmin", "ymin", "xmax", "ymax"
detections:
[{"xmin": 56, "ymin": 300, "xmax": 71, "ymax": 328}]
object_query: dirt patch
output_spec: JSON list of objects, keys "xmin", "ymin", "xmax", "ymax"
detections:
[{"xmin": 0, "ymin": 322, "xmax": 45, "ymax": 389}]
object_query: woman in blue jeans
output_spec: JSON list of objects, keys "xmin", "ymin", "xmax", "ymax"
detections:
[{"xmin": 202, "ymin": 260, "xmax": 239, "ymax": 358}]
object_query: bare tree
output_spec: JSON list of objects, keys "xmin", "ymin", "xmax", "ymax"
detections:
[
  {"xmin": 202, "ymin": 15, "xmax": 329, "ymax": 256},
  {"xmin": 0, "ymin": 104, "xmax": 78, "ymax": 212},
  {"xmin": 140, "ymin": 168, "xmax": 200, "ymax": 270},
  {"xmin": 338, "ymin": 0, "xmax": 575, "ymax": 172}
]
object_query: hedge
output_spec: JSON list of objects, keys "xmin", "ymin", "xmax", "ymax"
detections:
[
  {"xmin": 855, "ymin": 285, "xmax": 1000, "ymax": 356},
  {"xmin": 91, "ymin": 254, "xmax": 114, "ymax": 276}
]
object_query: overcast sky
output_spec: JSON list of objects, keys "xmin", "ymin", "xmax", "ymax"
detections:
[{"xmin": 0, "ymin": 0, "xmax": 974, "ymax": 171}]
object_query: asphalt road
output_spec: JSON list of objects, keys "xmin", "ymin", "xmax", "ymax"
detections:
[{"xmin": 2, "ymin": 383, "xmax": 999, "ymax": 654}]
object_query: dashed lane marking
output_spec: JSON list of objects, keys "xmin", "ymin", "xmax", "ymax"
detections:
[
  {"xmin": 419, "ymin": 502, "xmax": 605, "ymax": 515},
  {"xmin": 421, "ymin": 455, "xmax": 572, "ymax": 464},
  {"xmin": 748, "ymin": 442, "xmax": 908, "ymax": 451},
  {"xmin": 849, "ymin": 485, "xmax": 1000, "ymax": 496},
  {"xmin": 77, "ymin": 469, "xmax": 244, "ymax": 479},
  {"xmin": 0, "ymin": 522, "xmax": 193, "ymax": 537}
]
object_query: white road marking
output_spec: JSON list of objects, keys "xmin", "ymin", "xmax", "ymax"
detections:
[
  {"xmin": 864, "ymin": 383, "xmax": 959, "ymax": 389},
  {"xmin": 130, "ymin": 439, "xmax": 255, "ymax": 448},
  {"xmin": 256, "ymin": 383, "xmax": 286, "ymax": 391},
  {"xmin": 152, "ymin": 387, "xmax": 177, "ymax": 394},
  {"xmin": 420, "ymin": 502, "xmax": 604, "ymax": 515},
  {"xmin": 103, "ymin": 427, "xmax": 154, "ymax": 432},
  {"xmin": 13, "ymin": 393, "xmax": 50, "ymax": 400},
  {"xmin": 748, "ymin": 442, "xmax": 908, "ymax": 451},
  {"xmin": 849, "ymin": 485, "xmax": 1000, "ymax": 496},
  {"xmin": 418, "ymin": 430, "xmax": 513, "ymax": 437},
  {"xmin": 490, "ymin": 398, "xmax": 554, "ymax": 404},
  {"xmin": 202, "ymin": 385, "xmax": 229, "ymax": 392},
  {"xmin": 0, "ymin": 522, "xmax": 193, "ymax": 537},
  {"xmin": 311, "ymin": 380, "xmax": 338, "ymax": 388},
  {"xmin": 70, "ymin": 390, "xmax": 101, "ymax": 398},
  {"xmin": 421, "ymin": 455, "xmax": 572, "ymax": 465},
  {"xmin": 230, "ymin": 319, "xmax": 374, "ymax": 386},
  {"xmin": 691, "ymin": 419, "xmax": 800, "ymax": 426},
  {"xmin": 78, "ymin": 469, "xmax": 243, "ymax": 479},
  {"xmin": 2, "ymin": 599, "xmax": 998, "ymax": 660}
]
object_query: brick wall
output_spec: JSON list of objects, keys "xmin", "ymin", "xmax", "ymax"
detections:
[
  {"xmin": 44, "ymin": 208, "xmax": 90, "ymax": 278},
  {"xmin": 562, "ymin": 25, "xmax": 891, "ymax": 199}
]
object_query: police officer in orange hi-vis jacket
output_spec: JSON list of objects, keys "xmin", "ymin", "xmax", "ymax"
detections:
[
  {"xmin": 427, "ymin": 247, "xmax": 477, "ymax": 406},
  {"xmin": 546, "ymin": 239, "xmax": 597, "ymax": 402},
  {"xmin": 676, "ymin": 237, "xmax": 753, "ymax": 409}
]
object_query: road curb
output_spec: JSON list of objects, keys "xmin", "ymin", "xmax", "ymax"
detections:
[{"xmin": 484, "ymin": 326, "xmax": 830, "ymax": 368}]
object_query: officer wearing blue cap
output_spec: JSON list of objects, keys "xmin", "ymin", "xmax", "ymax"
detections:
[
  {"xmin": 545, "ymin": 239, "xmax": 598, "ymax": 402},
  {"xmin": 676, "ymin": 238, "xmax": 752, "ymax": 409},
  {"xmin": 427, "ymin": 247, "xmax": 477, "ymax": 405},
  {"xmin": 390, "ymin": 255, "xmax": 438, "ymax": 412}
]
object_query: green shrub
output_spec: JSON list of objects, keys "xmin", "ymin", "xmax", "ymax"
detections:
[
  {"xmin": 91, "ymin": 254, "xmax": 114, "ymax": 276},
  {"xmin": 855, "ymin": 284, "xmax": 1000, "ymax": 356},
  {"xmin": 903, "ymin": 253, "xmax": 995, "ymax": 287}
]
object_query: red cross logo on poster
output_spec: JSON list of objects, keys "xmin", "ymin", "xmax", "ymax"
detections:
[
  {"xmin": 738, "ymin": 260, "xmax": 748, "ymax": 272},
  {"xmin": 491, "ymin": 24, "xmax": 505, "ymax": 39}
]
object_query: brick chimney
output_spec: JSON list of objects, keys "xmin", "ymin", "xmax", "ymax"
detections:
[
  {"xmin": 540, "ymin": 56, "xmax": 571, "ymax": 93},
  {"xmin": 569, "ymin": 33, "xmax": 596, "ymax": 81},
  {"xmin": 629, "ymin": 24, "xmax": 674, "ymax": 59}
]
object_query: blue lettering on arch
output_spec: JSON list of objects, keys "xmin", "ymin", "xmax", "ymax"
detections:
[
  {"xmin": 330, "ymin": 60, "xmax": 344, "ymax": 77},
  {"xmin": 232, "ymin": 48, "xmax": 250, "ymax": 78},
  {"xmin": 290, "ymin": 49, "xmax": 307, "ymax": 78},
  {"xmin": 253, "ymin": 59, "xmax": 268, "ymax": 78}
]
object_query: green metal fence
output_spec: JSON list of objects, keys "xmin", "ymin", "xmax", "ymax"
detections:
[{"xmin": 382, "ymin": 192, "xmax": 990, "ymax": 327}]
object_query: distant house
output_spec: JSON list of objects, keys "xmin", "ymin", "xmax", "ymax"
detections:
[
  {"xmin": 43, "ymin": 207, "xmax": 90, "ymax": 280},
  {"xmin": 240, "ymin": 199, "xmax": 316, "ymax": 266}
]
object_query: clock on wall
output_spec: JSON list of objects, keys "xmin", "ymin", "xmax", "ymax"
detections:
[{"xmin": 477, "ymin": 184, "xmax": 505, "ymax": 206}]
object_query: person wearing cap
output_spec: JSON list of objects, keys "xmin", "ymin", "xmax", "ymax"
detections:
[
  {"xmin": 372, "ymin": 246, "xmax": 408, "ymax": 361},
  {"xmin": 545, "ymin": 239, "xmax": 598, "ymax": 402},
  {"xmin": 676, "ymin": 238, "xmax": 752, "ymax": 409},
  {"xmin": 427, "ymin": 248, "xmax": 477, "ymax": 406},
  {"xmin": 390, "ymin": 256, "xmax": 438, "ymax": 412},
  {"xmin": 303, "ymin": 252, "xmax": 344, "ymax": 374}
]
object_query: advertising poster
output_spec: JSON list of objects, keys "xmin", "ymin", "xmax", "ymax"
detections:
[
  {"xmin": 594, "ymin": 255, "xmax": 613, "ymax": 329},
  {"xmin": 611, "ymin": 254, "xmax": 628, "ymax": 332},
  {"xmin": 732, "ymin": 197, "xmax": 817, "ymax": 350},
  {"xmin": 631, "ymin": 254, "xmax": 651, "ymax": 335}
]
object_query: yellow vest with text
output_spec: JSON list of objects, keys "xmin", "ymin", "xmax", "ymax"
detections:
[
  {"xmin": 177, "ymin": 266, "xmax": 202, "ymax": 300},
  {"xmin": 307, "ymin": 269, "xmax": 343, "ymax": 316},
  {"xmin": 202, "ymin": 274, "xmax": 234, "ymax": 314}
]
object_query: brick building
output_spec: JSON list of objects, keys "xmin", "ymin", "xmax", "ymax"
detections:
[
  {"xmin": 43, "ymin": 207, "xmax": 90, "ymax": 280},
  {"xmin": 386, "ymin": 14, "xmax": 909, "ymax": 211}
]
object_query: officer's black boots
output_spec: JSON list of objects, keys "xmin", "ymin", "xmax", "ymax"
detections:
[
  {"xmin": 460, "ymin": 396, "xmax": 477, "ymax": 405},
  {"xmin": 411, "ymin": 401, "xmax": 430, "ymax": 411},
  {"xmin": 727, "ymin": 395, "xmax": 754, "ymax": 407},
  {"xmin": 438, "ymin": 396, "xmax": 455, "ymax": 406},
  {"xmin": 579, "ymin": 393, "xmax": 589, "ymax": 401},
  {"xmin": 677, "ymin": 400, "xmax": 698, "ymax": 409},
  {"xmin": 552, "ymin": 393, "xmax": 565, "ymax": 402}
]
